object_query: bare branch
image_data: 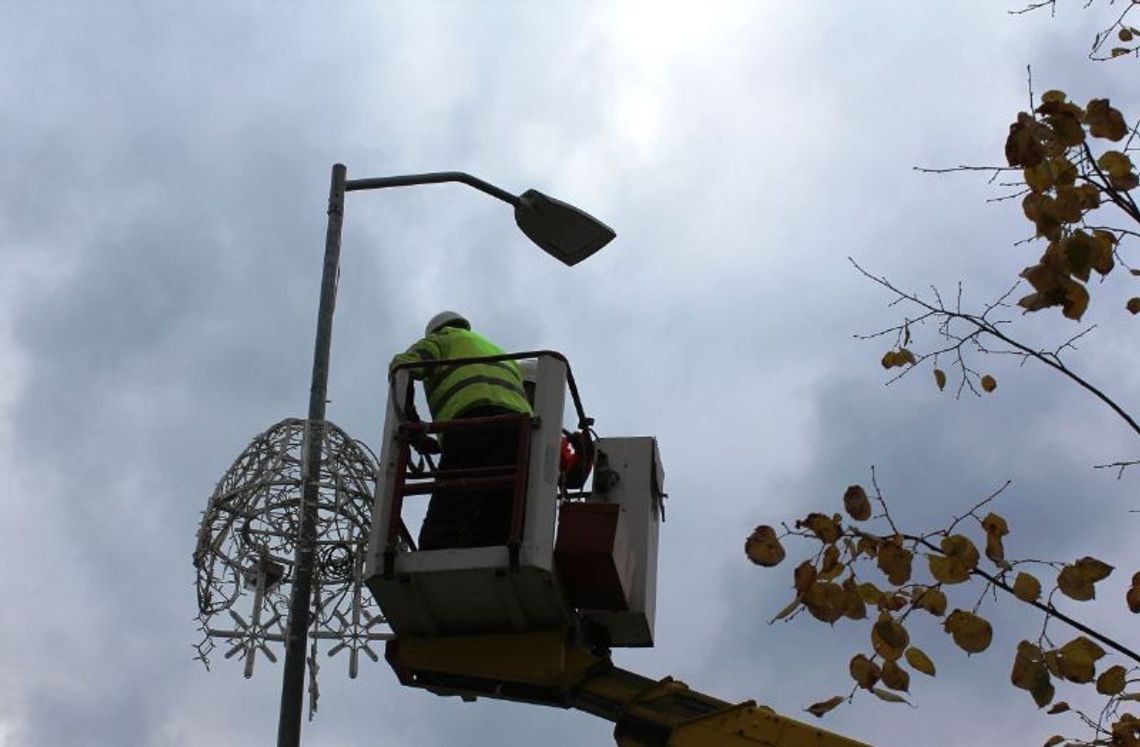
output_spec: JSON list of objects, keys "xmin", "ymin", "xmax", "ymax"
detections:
[
  {"xmin": 945, "ymin": 480, "xmax": 1014, "ymax": 536},
  {"xmin": 869, "ymin": 466, "xmax": 900, "ymax": 536},
  {"xmin": 1093, "ymin": 459, "xmax": 1140, "ymax": 479},
  {"xmin": 912, "ymin": 164, "xmax": 1018, "ymax": 176},
  {"xmin": 850, "ymin": 257, "xmax": 1140, "ymax": 438},
  {"xmin": 1008, "ymin": 0, "xmax": 1056, "ymax": 17}
]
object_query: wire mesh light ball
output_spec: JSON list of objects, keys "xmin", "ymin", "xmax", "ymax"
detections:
[{"xmin": 193, "ymin": 417, "xmax": 384, "ymax": 684}]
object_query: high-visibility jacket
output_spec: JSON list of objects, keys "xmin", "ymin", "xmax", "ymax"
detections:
[{"xmin": 389, "ymin": 327, "xmax": 532, "ymax": 422}]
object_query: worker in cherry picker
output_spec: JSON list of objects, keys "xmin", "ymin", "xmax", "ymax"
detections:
[{"xmin": 390, "ymin": 311, "xmax": 532, "ymax": 550}]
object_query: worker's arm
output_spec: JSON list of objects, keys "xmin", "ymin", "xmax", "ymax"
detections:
[{"xmin": 389, "ymin": 333, "xmax": 446, "ymax": 381}]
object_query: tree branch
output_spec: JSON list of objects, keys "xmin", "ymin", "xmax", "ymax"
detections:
[{"xmin": 850, "ymin": 258, "xmax": 1140, "ymax": 438}]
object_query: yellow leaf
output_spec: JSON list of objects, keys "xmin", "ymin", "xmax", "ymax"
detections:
[
  {"xmin": 1006, "ymin": 112, "xmax": 1047, "ymax": 167},
  {"xmin": 843, "ymin": 485, "xmax": 872, "ymax": 521},
  {"xmin": 870, "ymin": 687, "xmax": 910, "ymax": 705},
  {"xmin": 1100, "ymin": 149, "xmax": 1132, "ymax": 173},
  {"xmin": 872, "ymin": 616, "xmax": 909, "ymax": 661},
  {"xmin": 928, "ymin": 535, "xmax": 978, "ymax": 585},
  {"xmin": 1086, "ymin": 98, "xmax": 1129, "ymax": 141},
  {"xmin": 771, "ymin": 598, "xmax": 800, "ymax": 622},
  {"xmin": 794, "ymin": 560, "xmax": 817, "ymax": 595},
  {"xmin": 1090, "ymin": 229, "xmax": 1116, "ymax": 275},
  {"xmin": 1097, "ymin": 664, "xmax": 1127, "ymax": 695},
  {"xmin": 821, "ymin": 543, "xmax": 840, "ymax": 571},
  {"xmin": 881, "ymin": 350, "xmax": 898, "ymax": 369},
  {"xmin": 1055, "ymin": 636, "xmax": 1106, "ymax": 683},
  {"xmin": 875, "ymin": 597, "xmax": 902, "ymax": 615},
  {"xmin": 1016, "ymin": 638, "xmax": 1048, "ymax": 697},
  {"xmin": 804, "ymin": 582, "xmax": 846, "ymax": 624},
  {"xmin": 981, "ymin": 375, "xmax": 997, "ymax": 393},
  {"xmin": 805, "ymin": 695, "xmax": 845, "ymax": 718},
  {"xmin": 1024, "ymin": 162, "xmax": 1053, "ymax": 193},
  {"xmin": 985, "ymin": 535, "xmax": 1005, "ymax": 564},
  {"xmin": 1127, "ymin": 584, "xmax": 1140, "ymax": 613},
  {"xmin": 944, "ymin": 609, "xmax": 992, "ymax": 654},
  {"xmin": 881, "ymin": 659, "xmax": 910, "ymax": 692},
  {"xmin": 1013, "ymin": 572, "xmax": 1042, "ymax": 603},
  {"xmin": 745, "ymin": 525, "xmax": 785, "ymax": 567},
  {"xmin": 912, "ymin": 586, "xmax": 947, "ymax": 617},
  {"xmin": 849, "ymin": 654, "xmax": 880, "ymax": 689},
  {"xmin": 1033, "ymin": 680, "xmax": 1056, "ymax": 709},
  {"xmin": 982, "ymin": 513, "xmax": 1009, "ymax": 564},
  {"xmin": 1012, "ymin": 641, "xmax": 1052, "ymax": 706},
  {"xmin": 1057, "ymin": 564, "xmax": 1096, "ymax": 601},
  {"xmin": 857, "ymin": 582, "xmax": 884, "ymax": 605},
  {"xmin": 898, "ymin": 347, "xmax": 917, "ymax": 365},
  {"xmin": 1074, "ymin": 556, "xmax": 1114, "ymax": 583},
  {"xmin": 1063, "ymin": 231, "xmax": 1099, "ymax": 282},
  {"xmin": 1023, "ymin": 192, "xmax": 1045, "ymax": 222},
  {"xmin": 1043, "ymin": 737, "xmax": 1065, "ymax": 747},
  {"xmin": 1051, "ymin": 156, "xmax": 1078, "ymax": 186},
  {"xmin": 944, "ymin": 535, "xmax": 979, "ymax": 564},
  {"xmin": 1121, "ymin": 28, "xmax": 1135, "ymax": 42},
  {"xmin": 1050, "ymin": 113, "xmax": 1086, "ymax": 148},
  {"xmin": 1050, "ymin": 186, "xmax": 1083, "ymax": 223},
  {"xmin": 877, "ymin": 541, "xmax": 913, "ymax": 586},
  {"xmin": 934, "ymin": 368, "xmax": 947, "ymax": 391},
  {"xmin": 1061, "ymin": 279, "xmax": 1090, "ymax": 321},
  {"xmin": 1041, "ymin": 90, "xmax": 1068, "ymax": 104},
  {"xmin": 1128, "ymin": 298, "xmax": 1140, "ymax": 315},
  {"xmin": 1044, "ymin": 650, "xmax": 1062, "ymax": 678},
  {"xmin": 1098, "ymin": 150, "xmax": 1139, "ymax": 190},
  {"xmin": 842, "ymin": 584, "xmax": 867, "ymax": 621},
  {"xmin": 798, "ymin": 513, "xmax": 842, "ymax": 544},
  {"xmin": 1047, "ymin": 701, "xmax": 1069, "ymax": 714},
  {"xmin": 905, "ymin": 647, "xmax": 936, "ymax": 676},
  {"xmin": 1077, "ymin": 184, "xmax": 1102, "ymax": 211}
]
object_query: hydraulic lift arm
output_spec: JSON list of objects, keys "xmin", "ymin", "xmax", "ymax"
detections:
[{"xmin": 386, "ymin": 630, "xmax": 869, "ymax": 747}]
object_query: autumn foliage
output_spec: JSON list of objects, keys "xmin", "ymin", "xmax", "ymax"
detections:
[
  {"xmin": 747, "ymin": 479, "xmax": 1137, "ymax": 741},
  {"xmin": 747, "ymin": 4, "xmax": 1140, "ymax": 745},
  {"xmin": 1004, "ymin": 92, "xmax": 1135, "ymax": 321}
]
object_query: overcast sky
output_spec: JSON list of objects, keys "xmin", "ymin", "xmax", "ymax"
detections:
[{"xmin": 1, "ymin": 2, "xmax": 1138, "ymax": 746}]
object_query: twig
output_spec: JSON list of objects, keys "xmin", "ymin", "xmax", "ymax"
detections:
[
  {"xmin": 913, "ymin": 165, "xmax": 1019, "ymax": 175},
  {"xmin": 869, "ymin": 466, "xmax": 900, "ymax": 536},
  {"xmin": 1093, "ymin": 459, "xmax": 1140, "ymax": 479},
  {"xmin": 1008, "ymin": 0, "xmax": 1056, "ymax": 17},
  {"xmin": 945, "ymin": 480, "xmax": 1014, "ymax": 536},
  {"xmin": 850, "ymin": 257, "xmax": 1140, "ymax": 438}
]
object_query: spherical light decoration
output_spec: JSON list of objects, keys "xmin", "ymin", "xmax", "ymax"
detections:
[{"xmin": 193, "ymin": 418, "xmax": 390, "ymax": 714}]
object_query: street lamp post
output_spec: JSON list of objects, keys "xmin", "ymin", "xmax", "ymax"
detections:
[{"xmin": 277, "ymin": 164, "xmax": 615, "ymax": 747}]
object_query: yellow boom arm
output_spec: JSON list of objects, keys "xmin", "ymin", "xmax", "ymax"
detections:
[{"xmin": 386, "ymin": 630, "xmax": 869, "ymax": 747}]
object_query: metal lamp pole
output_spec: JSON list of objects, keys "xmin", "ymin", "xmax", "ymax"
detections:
[{"xmin": 276, "ymin": 164, "xmax": 615, "ymax": 747}]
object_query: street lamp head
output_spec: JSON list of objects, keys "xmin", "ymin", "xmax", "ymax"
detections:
[{"xmin": 514, "ymin": 189, "xmax": 616, "ymax": 267}]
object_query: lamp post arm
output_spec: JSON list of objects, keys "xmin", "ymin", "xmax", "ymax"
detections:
[{"xmin": 345, "ymin": 171, "xmax": 521, "ymax": 208}]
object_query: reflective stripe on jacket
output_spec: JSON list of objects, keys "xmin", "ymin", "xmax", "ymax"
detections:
[{"xmin": 389, "ymin": 327, "xmax": 532, "ymax": 421}]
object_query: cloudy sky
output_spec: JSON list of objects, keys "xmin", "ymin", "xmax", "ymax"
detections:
[{"xmin": 2, "ymin": 2, "xmax": 1138, "ymax": 746}]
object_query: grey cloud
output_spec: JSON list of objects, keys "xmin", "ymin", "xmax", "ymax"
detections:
[{"xmin": 2, "ymin": 2, "xmax": 1138, "ymax": 746}]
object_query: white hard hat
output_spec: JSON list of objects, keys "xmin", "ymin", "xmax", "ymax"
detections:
[{"xmin": 425, "ymin": 310, "xmax": 470, "ymax": 337}]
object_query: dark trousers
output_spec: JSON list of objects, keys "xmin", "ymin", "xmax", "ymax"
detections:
[{"xmin": 418, "ymin": 405, "xmax": 522, "ymax": 550}]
